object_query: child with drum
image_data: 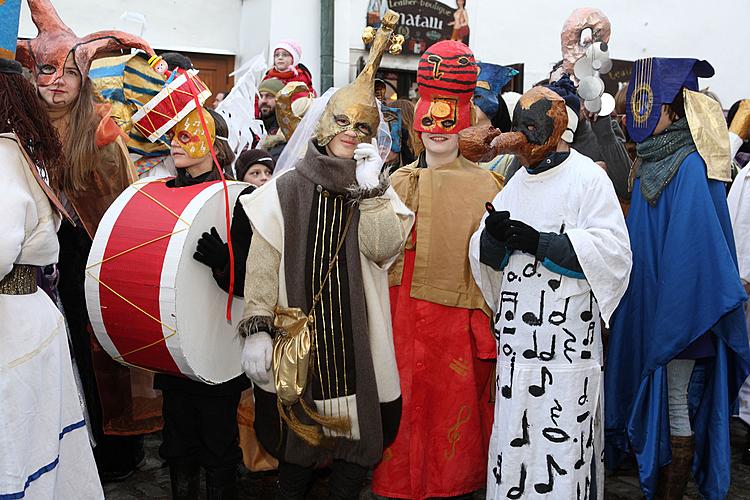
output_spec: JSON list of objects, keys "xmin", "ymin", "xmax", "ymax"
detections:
[{"xmin": 154, "ymin": 106, "xmax": 250, "ymax": 500}]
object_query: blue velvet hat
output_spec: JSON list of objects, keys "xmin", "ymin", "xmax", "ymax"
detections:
[
  {"xmin": 474, "ymin": 62, "xmax": 518, "ymax": 119},
  {"xmin": 626, "ymin": 57, "xmax": 714, "ymax": 143},
  {"xmin": 0, "ymin": 0, "xmax": 22, "ymax": 74}
]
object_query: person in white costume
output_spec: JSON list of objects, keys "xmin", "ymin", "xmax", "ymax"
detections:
[
  {"xmin": 468, "ymin": 86, "xmax": 631, "ymax": 499},
  {"xmin": 0, "ymin": 56, "xmax": 103, "ymax": 500},
  {"xmin": 726, "ymin": 99, "xmax": 750, "ymax": 438}
]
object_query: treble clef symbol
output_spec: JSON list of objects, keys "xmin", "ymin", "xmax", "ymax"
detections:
[{"xmin": 445, "ymin": 405, "xmax": 472, "ymax": 460}]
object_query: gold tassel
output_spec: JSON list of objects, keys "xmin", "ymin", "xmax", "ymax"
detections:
[
  {"xmin": 277, "ymin": 398, "xmax": 322, "ymax": 447},
  {"xmin": 300, "ymin": 398, "xmax": 351, "ymax": 434}
]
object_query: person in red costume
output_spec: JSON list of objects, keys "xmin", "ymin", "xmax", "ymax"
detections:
[
  {"xmin": 371, "ymin": 40, "xmax": 503, "ymax": 500},
  {"xmin": 262, "ymin": 38, "xmax": 315, "ymax": 96}
]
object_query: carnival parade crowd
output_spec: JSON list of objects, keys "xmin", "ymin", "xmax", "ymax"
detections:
[{"xmin": 4, "ymin": 1, "xmax": 750, "ymax": 499}]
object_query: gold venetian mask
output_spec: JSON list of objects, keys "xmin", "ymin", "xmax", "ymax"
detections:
[
  {"xmin": 171, "ymin": 108, "xmax": 215, "ymax": 159},
  {"xmin": 314, "ymin": 10, "xmax": 404, "ymax": 147}
]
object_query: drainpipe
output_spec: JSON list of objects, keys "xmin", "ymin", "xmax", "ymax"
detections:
[{"xmin": 320, "ymin": 0, "xmax": 334, "ymax": 92}]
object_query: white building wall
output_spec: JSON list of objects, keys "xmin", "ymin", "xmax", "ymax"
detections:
[
  {"xmin": 19, "ymin": 0, "xmax": 243, "ymax": 55},
  {"xmin": 467, "ymin": 0, "xmax": 749, "ymax": 106}
]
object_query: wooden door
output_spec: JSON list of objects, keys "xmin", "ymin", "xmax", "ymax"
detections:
[{"xmin": 157, "ymin": 50, "xmax": 236, "ymax": 107}]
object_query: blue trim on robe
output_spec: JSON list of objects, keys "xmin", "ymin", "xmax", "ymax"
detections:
[
  {"xmin": 498, "ymin": 248, "xmax": 510, "ymax": 270},
  {"xmin": 0, "ymin": 420, "xmax": 87, "ymax": 499},
  {"xmin": 605, "ymin": 152, "xmax": 750, "ymax": 500},
  {"xmin": 541, "ymin": 257, "xmax": 585, "ymax": 279}
]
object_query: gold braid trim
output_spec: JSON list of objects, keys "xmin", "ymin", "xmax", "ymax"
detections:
[{"xmin": 276, "ymin": 398, "xmax": 352, "ymax": 447}]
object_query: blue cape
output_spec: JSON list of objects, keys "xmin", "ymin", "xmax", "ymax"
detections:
[{"xmin": 605, "ymin": 151, "xmax": 750, "ymax": 499}]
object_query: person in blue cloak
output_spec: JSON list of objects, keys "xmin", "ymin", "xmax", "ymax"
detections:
[{"xmin": 605, "ymin": 57, "xmax": 750, "ymax": 500}]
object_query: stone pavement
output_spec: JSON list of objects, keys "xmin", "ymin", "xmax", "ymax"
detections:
[{"xmin": 105, "ymin": 421, "xmax": 750, "ymax": 499}]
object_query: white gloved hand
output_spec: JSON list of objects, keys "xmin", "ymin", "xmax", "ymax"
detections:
[
  {"xmin": 353, "ymin": 138, "xmax": 383, "ymax": 189},
  {"xmin": 241, "ymin": 332, "xmax": 273, "ymax": 385}
]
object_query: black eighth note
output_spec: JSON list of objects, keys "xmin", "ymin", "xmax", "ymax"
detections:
[
  {"xmin": 529, "ymin": 366, "xmax": 552, "ymax": 397},
  {"xmin": 510, "ymin": 410, "xmax": 530, "ymax": 447},
  {"xmin": 534, "ymin": 454, "xmax": 568, "ymax": 494}
]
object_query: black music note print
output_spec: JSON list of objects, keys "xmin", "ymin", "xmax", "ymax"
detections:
[
  {"xmin": 522, "ymin": 331, "xmax": 556, "ymax": 362},
  {"xmin": 578, "ymin": 377, "xmax": 589, "ymax": 406},
  {"xmin": 563, "ymin": 328, "xmax": 577, "ymax": 363},
  {"xmin": 501, "ymin": 353, "xmax": 516, "ymax": 399},
  {"xmin": 492, "ymin": 453, "xmax": 502, "ymax": 485},
  {"xmin": 580, "ymin": 292, "xmax": 594, "ymax": 322},
  {"xmin": 548, "ymin": 278, "xmax": 561, "ymax": 291},
  {"xmin": 582, "ymin": 322, "xmax": 595, "ymax": 346},
  {"xmin": 542, "ymin": 426, "xmax": 571, "ymax": 443},
  {"xmin": 586, "ymin": 416, "xmax": 594, "ymax": 449},
  {"xmin": 581, "ymin": 322, "xmax": 595, "ymax": 359},
  {"xmin": 507, "ymin": 271, "xmax": 520, "ymax": 283},
  {"xmin": 510, "ymin": 410, "xmax": 530, "ymax": 447},
  {"xmin": 550, "ymin": 399, "xmax": 563, "ymax": 426},
  {"xmin": 534, "ymin": 454, "xmax": 568, "ymax": 494},
  {"xmin": 548, "ymin": 298, "xmax": 570, "ymax": 326},
  {"xmin": 500, "ymin": 291, "xmax": 519, "ymax": 322},
  {"xmin": 506, "ymin": 463, "xmax": 527, "ymax": 499},
  {"xmin": 522, "ymin": 291, "xmax": 545, "ymax": 326},
  {"xmin": 529, "ymin": 366, "xmax": 552, "ymax": 397},
  {"xmin": 522, "ymin": 262, "xmax": 538, "ymax": 278},
  {"xmin": 575, "ymin": 432, "xmax": 586, "ymax": 470}
]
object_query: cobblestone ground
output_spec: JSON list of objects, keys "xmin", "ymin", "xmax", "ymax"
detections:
[{"xmin": 105, "ymin": 420, "xmax": 750, "ymax": 499}]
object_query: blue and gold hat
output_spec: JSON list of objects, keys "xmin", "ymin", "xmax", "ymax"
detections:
[
  {"xmin": 0, "ymin": 0, "xmax": 22, "ymax": 74},
  {"xmin": 626, "ymin": 57, "xmax": 714, "ymax": 143},
  {"xmin": 474, "ymin": 62, "xmax": 518, "ymax": 119}
]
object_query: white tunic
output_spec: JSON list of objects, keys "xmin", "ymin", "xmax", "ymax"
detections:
[
  {"xmin": 469, "ymin": 149, "xmax": 631, "ymax": 499},
  {"xmin": 0, "ymin": 134, "xmax": 103, "ymax": 500},
  {"xmin": 727, "ymin": 161, "xmax": 750, "ymax": 425}
]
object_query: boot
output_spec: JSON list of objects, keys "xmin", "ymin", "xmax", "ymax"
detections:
[
  {"xmin": 169, "ymin": 463, "xmax": 200, "ymax": 500},
  {"xmin": 205, "ymin": 466, "xmax": 238, "ymax": 500},
  {"xmin": 655, "ymin": 435, "xmax": 694, "ymax": 500}
]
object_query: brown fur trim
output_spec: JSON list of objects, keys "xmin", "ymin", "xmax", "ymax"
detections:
[
  {"xmin": 237, "ymin": 315, "xmax": 276, "ymax": 338},
  {"xmin": 346, "ymin": 171, "xmax": 390, "ymax": 201}
]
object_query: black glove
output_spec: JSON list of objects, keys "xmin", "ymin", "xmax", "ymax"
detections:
[
  {"xmin": 505, "ymin": 219, "xmax": 540, "ymax": 255},
  {"xmin": 193, "ymin": 227, "xmax": 229, "ymax": 270},
  {"xmin": 484, "ymin": 210, "xmax": 511, "ymax": 242}
]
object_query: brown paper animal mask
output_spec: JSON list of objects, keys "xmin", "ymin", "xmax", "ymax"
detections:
[{"xmin": 16, "ymin": 0, "xmax": 154, "ymax": 86}]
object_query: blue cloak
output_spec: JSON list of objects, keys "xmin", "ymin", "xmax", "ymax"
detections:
[{"xmin": 605, "ymin": 151, "xmax": 750, "ymax": 499}]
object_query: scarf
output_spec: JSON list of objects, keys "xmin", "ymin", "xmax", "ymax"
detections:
[{"xmin": 636, "ymin": 118, "xmax": 696, "ymax": 205}]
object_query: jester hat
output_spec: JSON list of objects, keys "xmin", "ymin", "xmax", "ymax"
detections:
[{"xmin": 16, "ymin": 0, "xmax": 154, "ymax": 86}]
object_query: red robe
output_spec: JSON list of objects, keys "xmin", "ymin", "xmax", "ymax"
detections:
[{"xmin": 371, "ymin": 229, "xmax": 496, "ymax": 500}]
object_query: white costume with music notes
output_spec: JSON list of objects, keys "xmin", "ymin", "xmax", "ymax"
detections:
[{"xmin": 469, "ymin": 149, "xmax": 631, "ymax": 499}]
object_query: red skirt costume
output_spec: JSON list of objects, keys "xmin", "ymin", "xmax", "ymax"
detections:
[{"xmin": 371, "ymin": 228, "xmax": 495, "ymax": 499}]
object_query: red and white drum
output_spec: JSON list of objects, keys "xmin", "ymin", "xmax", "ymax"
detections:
[
  {"xmin": 131, "ymin": 68, "xmax": 211, "ymax": 142},
  {"xmin": 85, "ymin": 177, "xmax": 247, "ymax": 384}
]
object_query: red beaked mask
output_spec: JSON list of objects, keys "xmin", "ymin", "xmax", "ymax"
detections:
[{"xmin": 414, "ymin": 40, "xmax": 477, "ymax": 134}]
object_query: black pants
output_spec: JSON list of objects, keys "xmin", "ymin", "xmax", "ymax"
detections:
[
  {"xmin": 57, "ymin": 220, "xmax": 145, "ymax": 474},
  {"xmin": 160, "ymin": 388, "xmax": 243, "ymax": 480},
  {"xmin": 277, "ymin": 460, "xmax": 368, "ymax": 500}
]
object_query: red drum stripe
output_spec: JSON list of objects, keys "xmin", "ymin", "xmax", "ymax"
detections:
[{"xmin": 97, "ymin": 180, "xmax": 208, "ymax": 376}]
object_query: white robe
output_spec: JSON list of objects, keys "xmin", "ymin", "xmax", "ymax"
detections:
[
  {"xmin": 469, "ymin": 149, "xmax": 631, "ymax": 499},
  {"xmin": 240, "ymin": 170, "xmax": 414, "ymax": 437},
  {"xmin": 727, "ymin": 161, "xmax": 750, "ymax": 424},
  {"xmin": 0, "ymin": 134, "xmax": 103, "ymax": 500}
]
